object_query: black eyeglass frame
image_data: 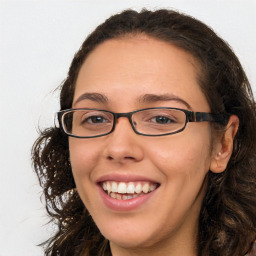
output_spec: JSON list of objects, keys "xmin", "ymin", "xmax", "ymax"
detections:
[{"xmin": 57, "ymin": 107, "xmax": 230, "ymax": 138}]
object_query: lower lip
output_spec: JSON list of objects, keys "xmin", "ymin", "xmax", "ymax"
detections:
[{"xmin": 98, "ymin": 185, "xmax": 158, "ymax": 212}]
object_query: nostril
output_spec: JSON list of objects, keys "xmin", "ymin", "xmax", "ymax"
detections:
[
  {"xmin": 124, "ymin": 156, "xmax": 135, "ymax": 160},
  {"xmin": 107, "ymin": 155, "xmax": 134, "ymax": 160}
]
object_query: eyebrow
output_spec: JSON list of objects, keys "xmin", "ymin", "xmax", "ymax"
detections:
[
  {"xmin": 73, "ymin": 92, "xmax": 109, "ymax": 106},
  {"xmin": 138, "ymin": 93, "xmax": 192, "ymax": 109},
  {"xmin": 73, "ymin": 92, "xmax": 191, "ymax": 109}
]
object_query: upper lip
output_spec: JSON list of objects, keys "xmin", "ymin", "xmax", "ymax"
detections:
[{"xmin": 96, "ymin": 173, "xmax": 160, "ymax": 184}]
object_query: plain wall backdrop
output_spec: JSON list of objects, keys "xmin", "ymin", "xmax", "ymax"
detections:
[{"xmin": 0, "ymin": 1, "xmax": 255, "ymax": 255}]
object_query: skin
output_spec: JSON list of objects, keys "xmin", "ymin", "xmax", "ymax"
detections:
[{"xmin": 69, "ymin": 36, "xmax": 238, "ymax": 256}]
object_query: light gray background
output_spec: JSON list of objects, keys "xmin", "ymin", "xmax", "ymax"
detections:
[{"xmin": 0, "ymin": 1, "xmax": 255, "ymax": 255}]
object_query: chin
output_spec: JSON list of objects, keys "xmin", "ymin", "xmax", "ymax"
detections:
[
  {"xmin": 106, "ymin": 232, "xmax": 155, "ymax": 250},
  {"xmin": 95, "ymin": 216, "xmax": 164, "ymax": 250}
]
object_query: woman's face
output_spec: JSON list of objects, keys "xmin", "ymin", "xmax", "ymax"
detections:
[{"xmin": 69, "ymin": 36, "xmax": 216, "ymax": 254}]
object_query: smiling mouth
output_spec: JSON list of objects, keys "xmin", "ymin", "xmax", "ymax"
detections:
[{"xmin": 100, "ymin": 181, "xmax": 159, "ymax": 200}]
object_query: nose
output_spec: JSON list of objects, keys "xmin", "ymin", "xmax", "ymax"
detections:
[{"xmin": 103, "ymin": 117, "xmax": 144, "ymax": 164}]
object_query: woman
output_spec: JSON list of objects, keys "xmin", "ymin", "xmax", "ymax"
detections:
[{"xmin": 32, "ymin": 9, "xmax": 256, "ymax": 256}]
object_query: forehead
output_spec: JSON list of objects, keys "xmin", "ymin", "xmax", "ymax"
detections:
[{"xmin": 74, "ymin": 36, "xmax": 209, "ymax": 111}]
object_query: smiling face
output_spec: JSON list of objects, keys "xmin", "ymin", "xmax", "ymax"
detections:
[{"xmin": 69, "ymin": 36, "xmax": 215, "ymax": 255}]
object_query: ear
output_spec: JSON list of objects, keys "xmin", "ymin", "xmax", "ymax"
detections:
[{"xmin": 210, "ymin": 115, "xmax": 239, "ymax": 173}]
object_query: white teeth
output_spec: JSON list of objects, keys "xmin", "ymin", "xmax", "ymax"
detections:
[
  {"xmin": 112, "ymin": 182, "xmax": 118, "ymax": 192},
  {"xmin": 101, "ymin": 181, "xmax": 158, "ymax": 198},
  {"xmin": 142, "ymin": 183, "xmax": 149, "ymax": 193},
  {"xmin": 150, "ymin": 184, "xmax": 157, "ymax": 192},
  {"xmin": 110, "ymin": 192, "xmax": 116, "ymax": 199},
  {"xmin": 117, "ymin": 182, "xmax": 127, "ymax": 193},
  {"xmin": 107, "ymin": 181, "xmax": 111, "ymax": 194},
  {"xmin": 126, "ymin": 182, "xmax": 135, "ymax": 193},
  {"xmin": 135, "ymin": 183, "xmax": 142, "ymax": 193}
]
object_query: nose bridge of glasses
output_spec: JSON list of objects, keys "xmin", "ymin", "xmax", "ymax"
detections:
[
  {"xmin": 115, "ymin": 112, "xmax": 132, "ymax": 118},
  {"xmin": 114, "ymin": 112, "xmax": 134, "ymax": 127}
]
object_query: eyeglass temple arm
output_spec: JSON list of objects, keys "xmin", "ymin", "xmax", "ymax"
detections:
[{"xmin": 188, "ymin": 112, "xmax": 230, "ymax": 126}]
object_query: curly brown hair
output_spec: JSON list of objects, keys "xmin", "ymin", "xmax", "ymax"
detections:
[{"xmin": 32, "ymin": 9, "xmax": 256, "ymax": 256}]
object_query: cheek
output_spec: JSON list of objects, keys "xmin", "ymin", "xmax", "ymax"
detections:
[
  {"xmin": 148, "ymin": 128, "xmax": 212, "ymax": 178},
  {"xmin": 69, "ymin": 139, "xmax": 101, "ymax": 177}
]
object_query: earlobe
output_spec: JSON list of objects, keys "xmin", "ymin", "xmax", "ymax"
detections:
[{"xmin": 210, "ymin": 115, "xmax": 239, "ymax": 173}]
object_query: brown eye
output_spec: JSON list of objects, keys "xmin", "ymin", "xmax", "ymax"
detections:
[
  {"xmin": 152, "ymin": 116, "xmax": 174, "ymax": 124},
  {"xmin": 84, "ymin": 116, "xmax": 108, "ymax": 124}
]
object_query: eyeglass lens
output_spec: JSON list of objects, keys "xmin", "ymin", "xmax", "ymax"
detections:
[{"xmin": 62, "ymin": 109, "xmax": 187, "ymax": 137}]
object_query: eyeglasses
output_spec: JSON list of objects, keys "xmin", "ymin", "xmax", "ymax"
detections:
[{"xmin": 57, "ymin": 107, "xmax": 229, "ymax": 138}]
